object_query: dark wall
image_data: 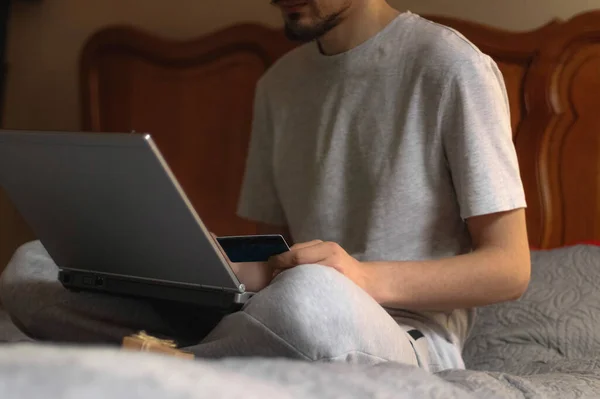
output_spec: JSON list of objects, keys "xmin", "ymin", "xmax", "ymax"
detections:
[{"xmin": 0, "ymin": 1, "xmax": 10, "ymax": 128}]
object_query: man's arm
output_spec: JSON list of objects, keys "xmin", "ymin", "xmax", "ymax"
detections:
[
  {"xmin": 271, "ymin": 208, "xmax": 530, "ymax": 310},
  {"xmin": 358, "ymin": 53, "xmax": 531, "ymax": 311},
  {"xmin": 362, "ymin": 208, "xmax": 530, "ymax": 310}
]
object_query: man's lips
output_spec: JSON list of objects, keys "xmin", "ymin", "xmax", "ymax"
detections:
[{"xmin": 276, "ymin": 1, "xmax": 308, "ymax": 12}]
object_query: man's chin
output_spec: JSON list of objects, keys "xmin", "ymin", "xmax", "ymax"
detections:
[
  {"xmin": 284, "ymin": 23, "xmax": 320, "ymax": 42},
  {"xmin": 283, "ymin": 12, "xmax": 342, "ymax": 43}
]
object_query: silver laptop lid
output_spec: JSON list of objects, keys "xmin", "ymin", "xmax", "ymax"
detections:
[{"xmin": 0, "ymin": 130, "xmax": 243, "ymax": 293}]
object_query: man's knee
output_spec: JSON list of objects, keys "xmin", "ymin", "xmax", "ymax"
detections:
[
  {"xmin": 243, "ymin": 264, "xmax": 381, "ymax": 361},
  {"xmin": 249, "ymin": 264, "xmax": 360, "ymax": 314},
  {"xmin": 0, "ymin": 241, "xmax": 61, "ymax": 331},
  {"xmin": 0, "ymin": 243, "xmax": 30, "ymax": 312}
]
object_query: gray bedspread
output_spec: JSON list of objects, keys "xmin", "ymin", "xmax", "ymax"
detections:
[
  {"xmin": 2, "ymin": 243, "xmax": 600, "ymax": 398},
  {"xmin": 2, "ymin": 344, "xmax": 600, "ymax": 399}
]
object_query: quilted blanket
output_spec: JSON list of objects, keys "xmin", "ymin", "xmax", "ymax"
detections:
[
  {"xmin": 2, "ymin": 344, "xmax": 600, "ymax": 398},
  {"xmin": 1, "ymin": 244, "xmax": 600, "ymax": 398}
]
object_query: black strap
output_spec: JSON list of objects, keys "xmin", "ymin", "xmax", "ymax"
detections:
[{"xmin": 407, "ymin": 329, "xmax": 424, "ymax": 340}]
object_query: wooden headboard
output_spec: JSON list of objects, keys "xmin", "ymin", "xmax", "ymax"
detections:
[
  {"xmin": 80, "ymin": 25, "xmax": 295, "ymax": 239},
  {"xmin": 0, "ymin": 10, "xmax": 596, "ymax": 273},
  {"xmin": 77, "ymin": 11, "xmax": 600, "ymax": 250}
]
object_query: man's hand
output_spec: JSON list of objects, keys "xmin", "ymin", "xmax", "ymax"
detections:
[
  {"xmin": 211, "ymin": 233, "xmax": 273, "ymax": 292},
  {"xmin": 229, "ymin": 261, "xmax": 273, "ymax": 293},
  {"xmin": 269, "ymin": 240, "xmax": 372, "ymax": 295},
  {"xmin": 265, "ymin": 209, "xmax": 530, "ymax": 311}
]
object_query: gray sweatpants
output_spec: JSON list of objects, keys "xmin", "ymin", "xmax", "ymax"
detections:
[{"xmin": 0, "ymin": 241, "xmax": 462, "ymax": 370}]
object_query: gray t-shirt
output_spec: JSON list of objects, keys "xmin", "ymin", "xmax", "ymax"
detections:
[{"xmin": 237, "ymin": 12, "xmax": 526, "ymax": 368}]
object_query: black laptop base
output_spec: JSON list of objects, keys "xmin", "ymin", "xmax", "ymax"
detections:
[{"xmin": 58, "ymin": 269, "xmax": 246, "ymax": 312}]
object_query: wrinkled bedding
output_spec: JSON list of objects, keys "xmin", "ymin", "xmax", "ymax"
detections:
[
  {"xmin": 2, "ymin": 345, "xmax": 600, "ymax": 399},
  {"xmin": 0, "ymin": 308, "xmax": 31, "ymax": 343},
  {"xmin": 464, "ymin": 244, "xmax": 600, "ymax": 374},
  {"xmin": 1, "ymin": 243, "xmax": 600, "ymax": 398}
]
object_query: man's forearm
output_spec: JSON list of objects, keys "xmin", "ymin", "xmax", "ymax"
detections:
[{"xmin": 363, "ymin": 248, "xmax": 531, "ymax": 311}]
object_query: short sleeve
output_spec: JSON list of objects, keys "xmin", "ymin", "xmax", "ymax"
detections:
[
  {"xmin": 236, "ymin": 80, "xmax": 287, "ymax": 226},
  {"xmin": 440, "ymin": 54, "xmax": 527, "ymax": 220}
]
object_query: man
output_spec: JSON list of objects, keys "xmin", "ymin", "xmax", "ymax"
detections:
[{"xmin": 0, "ymin": 0, "xmax": 530, "ymax": 372}]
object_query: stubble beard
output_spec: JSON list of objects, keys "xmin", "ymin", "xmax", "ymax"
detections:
[{"xmin": 283, "ymin": 6, "xmax": 348, "ymax": 42}]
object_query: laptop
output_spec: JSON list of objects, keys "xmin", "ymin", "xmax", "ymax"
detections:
[{"xmin": 0, "ymin": 129, "xmax": 252, "ymax": 310}]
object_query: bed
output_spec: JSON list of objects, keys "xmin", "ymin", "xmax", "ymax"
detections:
[{"xmin": 2, "ymin": 9, "xmax": 600, "ymax": 399}]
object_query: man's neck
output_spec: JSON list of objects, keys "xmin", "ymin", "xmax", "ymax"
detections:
[{"xmin": 317, "ymin": 2, "xmax": 400, "ymax": 55}]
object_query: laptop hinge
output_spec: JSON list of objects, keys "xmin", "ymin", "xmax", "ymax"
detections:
[{"xmin": 200, "ymin": 284, "xmax": 244, "ymax": 294}]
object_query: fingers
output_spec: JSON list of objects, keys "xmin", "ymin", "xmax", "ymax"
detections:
[
  {"xmin": 213, "ymin": 236, "xmax": 330, "ymax": 284},
  {"xmin": 289, "ymin": 239, "xmax": 323, "ymax": 251},
  {"xmin": 230, "ymin": 261, "xmax": 272, "ymax": 292},
  {"xmin": 270, "ymin": 241, "xmax": 334, "ymax": 270},
  {"xmin": 270, "ymin": 240, "xmax": 323, "ymax": 272}
]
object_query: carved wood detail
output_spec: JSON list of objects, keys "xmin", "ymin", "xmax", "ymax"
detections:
[
  {"xmin": 70, "ymin": 11, "xmax": 600, "ymax": 251},
  {"xmin": 80, "ymin": 25, "xmax": 295, "ymax": 237}
]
